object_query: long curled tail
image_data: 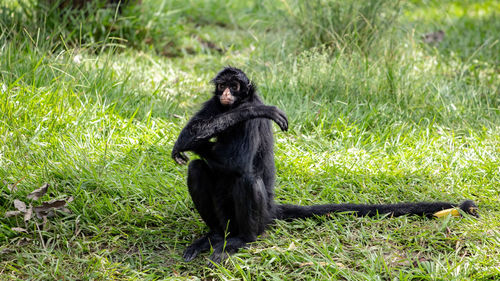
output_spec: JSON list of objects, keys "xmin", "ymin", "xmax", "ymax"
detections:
[{"xmin": 275, "ymin": 200, "xmax": 478, "ymax": 220}]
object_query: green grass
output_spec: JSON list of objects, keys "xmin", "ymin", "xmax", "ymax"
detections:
[{"xmin": 1, "ymin": 0, "xmax": 499, "ymax": 280}]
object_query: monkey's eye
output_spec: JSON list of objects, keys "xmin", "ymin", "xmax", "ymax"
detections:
[
  {"xmin": 217, "ymin": 84, "xmax": 225, "ymax": 91},
  {"xmin": 231, "ymin": 82, "xmax": 240, "ymax": 92}
]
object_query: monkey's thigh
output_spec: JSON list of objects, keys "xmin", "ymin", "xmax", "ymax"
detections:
[
  {"xmin": 231, "ymin": 175, "xmax": 270, "ymax": 239},
  {"xmin": 187, "ymin": 159, "xmax": 223, "ymax": 232}
]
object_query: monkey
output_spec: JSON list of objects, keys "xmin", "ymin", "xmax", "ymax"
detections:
[{"xmin": 171, "ymin": 67, "xmax": 477, "ymax": 266}]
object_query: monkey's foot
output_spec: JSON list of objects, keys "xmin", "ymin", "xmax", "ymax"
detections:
[
  {"xmin": 183, "ymin": 233, "xmax": 222, "ymax": 262},
  {"xmin": 207, "ymin": 251, "xmax": 229, "ymax": 268},
  {"xmin": 206, "ymin": 237, "xmax": 248, "ymax": 268},
  {"xmin": 183, "ymin": 245, "xmax": 202, "ymax": 262}
]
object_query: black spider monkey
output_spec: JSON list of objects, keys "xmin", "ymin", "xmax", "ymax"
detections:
[{"xmin": 171, "ymin": 67, "xmax": 477, "ymax": 265}]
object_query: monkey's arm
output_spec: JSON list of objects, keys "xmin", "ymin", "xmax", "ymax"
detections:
[
  {"xmin": 172, "ymin": 103, "xmax": 287, "ymax": 165},
  {"xmin": 194, "ymin": 104, "xmax": 288, "ymax": 139}
]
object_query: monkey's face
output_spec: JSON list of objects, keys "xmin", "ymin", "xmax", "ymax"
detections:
[
  {"xmin": 212, "ymin": 67, "xmax": 253, "ymax": 108},
  {"xmin": 217, "ymin": 81, "xmax": 241, "ymax": 106}
]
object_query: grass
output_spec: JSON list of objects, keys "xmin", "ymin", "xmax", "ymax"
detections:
[{"xmin": 0, "ymin": 0, "xmax": 499, "ymax": 279}]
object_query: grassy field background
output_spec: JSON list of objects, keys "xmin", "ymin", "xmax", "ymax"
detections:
[{"xmin": 0, "ymin": 0, "xmax": 499, "ymax": 279}]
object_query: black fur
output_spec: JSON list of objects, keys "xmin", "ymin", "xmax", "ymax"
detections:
[{"xmin": 171, "ymin": 67, "xmax": 477, "ymax": 265}]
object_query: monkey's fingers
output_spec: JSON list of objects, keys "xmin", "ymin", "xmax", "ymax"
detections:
[
  {"xmin": 207, "ymin": 251, "xmax": 228, "ymax": 268},
  {"xmin": 274, "ymin": 110, "xmax": 289, "ymax": 131},
  {"xmin": 174, "ymin": 156, "xmax": 185, "ymax": 165},
  {"xmin": 281, "ymin": 115, "xmax": 289, "ymax": 131},
  {"xmin": 173, "ymin": 152, "xmax": 189, "ymax": 165},
  {"xmin": 183, "ymin": 247, "xmax": 200, "ymax": 262},
  {"xmin": 278, "ymin": 118, "xmax": 288, "ymax": 131},
  {"xmin": 179, "ymin": 153, "xmax": 189, "ymax": 164},
  {"xmin": 265, "ymin": 106, "xmax": 287, "ymax": 131}
]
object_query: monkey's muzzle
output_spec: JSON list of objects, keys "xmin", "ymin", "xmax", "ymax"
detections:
[{"xmin": 220, "ymin": 88, "xmax": 235, "ymax": 105}]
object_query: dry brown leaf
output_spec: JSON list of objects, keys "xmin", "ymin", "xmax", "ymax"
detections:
[
  {"xmin": 33, "ymin": 198, "xmax": 71, "ymax": 219},
  {"xmin": 5, "ymin": 210, "xmax": 22, "ymax": 218},
  {"xmin": 34, "ymin": 208, "xmax": 53, "ymax": 219},
  {"xmin": 27, "ymin": 183, "xmax": 49, "ymax": 200},
  {"xmin": 11, "ymin": 227, "xmax": 27, "ymax": 233},
  {"xmin": 37, "ymin": 199, "xmax": 66, "ymax": 209},
  {"xmin": 13, "ymin": 199, "xmax": 27, "ymax": 212},
  {"xmin": 24, "ymin": 205, "xmax": 33, "ymax": 222}
]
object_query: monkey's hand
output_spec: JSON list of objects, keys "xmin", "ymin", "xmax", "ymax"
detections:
[
  {"xmin": 268, "ymin": 106, "xmax": 288, "ymax": 131},
  {"xmin": 171, "ymin": 149, "xmax": 189, "ymax": 165}
]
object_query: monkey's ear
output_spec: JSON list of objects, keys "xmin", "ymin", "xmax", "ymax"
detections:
[{"xmin": 247, "ymin": 82, "xmax": 256, "ymax": 94}]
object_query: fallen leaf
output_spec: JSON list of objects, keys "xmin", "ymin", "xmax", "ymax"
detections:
[
  {"xmin": 33, "ymin": 198, "xmax": 71, "ymax": 219},
  {"xmin": 11, "ymin": 227, "xmax": 27, "ymax": 233},
  {"xmin": 27, "ymin": 183, "xmax": 49, "ymax": 200},
  {"xmin": 37, "ymin": 199, "xmax": 66, "ymax": 209},
  {"xmin": 13, "ymin": 199, "xmax": 27, "ymax": 212},
  {"xmin": 24, "ymin": 205, "xmax": 33, "ymax": 222},
  {"xmin": 287, "ymin": 242, "xmax": 297, "ymax": 251},
  {"xmin": 5, "ymin": 210, "xmax": 22, "ymax": 218}
]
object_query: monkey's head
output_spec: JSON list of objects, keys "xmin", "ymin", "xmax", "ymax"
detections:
[{"xmin": 211, "ymin": 67, "xmax": 255, "ymax": 107}]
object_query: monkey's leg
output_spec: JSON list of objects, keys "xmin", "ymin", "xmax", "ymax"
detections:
[
  {"xmin": 208, "ymin": 176, "xmax": 269, "ymax": 265},
  {"xmin": 184, "ymin": 160, "xmax": 223, "ymax": 262}
]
